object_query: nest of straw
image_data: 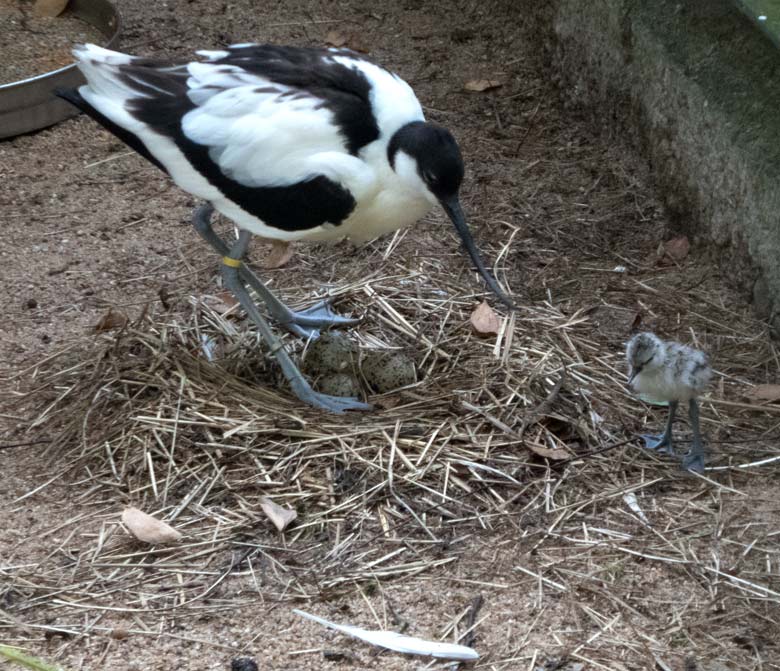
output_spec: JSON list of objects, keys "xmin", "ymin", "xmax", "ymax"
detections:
[{"xmin": 5, "ymin": 234, "xmax": 780, "ymax": 668}]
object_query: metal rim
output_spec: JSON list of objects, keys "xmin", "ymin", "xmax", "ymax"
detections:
[
  {"xmin": 0, "ymin": 0, "xmax": 122, "ymax": 138},
  {"xmin": 0, "ymin": 1, "xmax": 121, "ymax": 89}
]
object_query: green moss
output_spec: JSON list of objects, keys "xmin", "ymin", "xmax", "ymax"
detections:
[{"xmin": 0, "ymin": 645, "xmax": 67, "ymax": 671}]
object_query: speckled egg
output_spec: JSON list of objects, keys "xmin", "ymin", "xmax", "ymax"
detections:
[
  {"xmin": 360, "ymin": 350, "xmax": 417, "ymax": 394},
  {"xmin": 302, "ymin": 333, "xmax": 359, "ymax": 377},
  {"xmin": 316, "ymin": 372, "xmax": 362, "ymax": 398}
]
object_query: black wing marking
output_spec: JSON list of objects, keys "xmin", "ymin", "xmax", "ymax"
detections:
[
  {"xmin": 121, "ymin": 64, "xmax": 356, "ymax": 231},
  {"xmin": 63, "ymin": 49, "xmax": 363, "ymax": 232},
  {"xmin": 206, "ymin": 45, "xmax": 380, "ymax": 155}
]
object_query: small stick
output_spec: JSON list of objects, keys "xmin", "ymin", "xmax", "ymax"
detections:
[
  {"xmin": 518, "ymin": 367, "xmax": 567, "ymax": 439},
  {"xmin": 0, "ymin": 439, "xmax": 51, "ymax": 451},
  {"xmin": 557, "ymin": 437, "xmax": 635, "ymax": 466},
  {"xmin": 460, "ymin": 594, "xmax": 484, "ymax": 649},
  {"xmin": 448, "ymin": 595, "xmax": 484, "ymax": 671}
]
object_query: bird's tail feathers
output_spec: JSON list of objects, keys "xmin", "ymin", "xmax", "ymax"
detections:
[
  {"xmin": 54, "ymin": 86, "xmax": 168, "ymax": 173},
  {"xmin": 71, "ymin": 43, "xmax": 142, "ymax": 100},
  {"xmin": 73, "ymin": 43, "xmax": 137, "ymax": 66}
]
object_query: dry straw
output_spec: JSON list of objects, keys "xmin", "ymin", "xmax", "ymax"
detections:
[{"xmin": 3, "ymin": 239, "xmax": 780, "ymax": 667}]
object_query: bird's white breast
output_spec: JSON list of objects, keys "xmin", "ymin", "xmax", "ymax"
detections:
[
  {"xmin": 633, "ymin": 368, "xmax": 694, "ymax": 402},
  {"xmin": 633, "ymin": 343, "xmax": 711, "ymax": 402},
  {"xmin": 340, "ymin": 185, "xmax": 434, "ymax": 243},
  {"xmin": 337, "ymin": 143, "xmax": 434, "ymax": 243}
]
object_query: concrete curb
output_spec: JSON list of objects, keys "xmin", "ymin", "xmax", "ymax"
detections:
[{"xmin": 545, "ymin": 0, "xmax": 780, "ymax": 336}]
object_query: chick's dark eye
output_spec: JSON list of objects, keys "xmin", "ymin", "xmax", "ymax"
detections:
[{"xmin": 423, "ymin": 172, "xmax": 436, "ymax": 183}]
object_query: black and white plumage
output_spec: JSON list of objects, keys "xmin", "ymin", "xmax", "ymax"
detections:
[
  {"xmin": 626, "ymin": 332, "xmax": 712, "ymax": 472},
  {"xmin": 60, "ymin": 44, "xmax": 509, "ymax": 266},
  {"xmin": 59, "ymin": 43, "xmax": 512, "ymax": 413}
]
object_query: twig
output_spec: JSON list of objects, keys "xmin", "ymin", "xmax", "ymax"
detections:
[{"xmin": 0, "ymin": 439, "xmax": 51, "ymax": 451}]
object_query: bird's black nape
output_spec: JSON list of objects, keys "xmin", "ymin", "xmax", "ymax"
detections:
[{"xmin": 388, "ymin": 121, "xmax": 464, "ymax": 200}]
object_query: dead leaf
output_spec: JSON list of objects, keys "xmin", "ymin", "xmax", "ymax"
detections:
[
  {"xmin": 464, "ymin": 79, "xmax": 503, "ymax": 92},
  {"xmin": 260, "ymin": 496, "xmax": 297, "ymax": 532},
  {"xmin": 325, "ymin": 30, "xmax": 347, "ymax": 47},
  {"xmin": 344, "ymin": 32, "xmax": 370, "ymax": 53},
  {"xmin": 470, "ymin": 301, "xmax": 500, "ymax": 336},
  {"xmin": 744, "ymin": 384, "xmax": 780, "ymax": 404},
  {"xmin": 261, "ymin": 240, "xmax": 294, "ymax": 269},
  {"xmin": 121, "ymin": 507, "xmax": 182, "ymax": 544},
  {"xmin": 203, "ymin": 291, "xmax": 239, "ymax": 315},
  {"xmin": 217, "ymin": 290, "xmax": 239, "ymax": 307},
  {"xmin": 662, "ymin": 236, "xmax": 690, "ymax": 262},
  {"xmin": 33, "ymin": 0, "xmax": 69, "ymax": 17},
  {"xmin": 94, "ymin": 309, "xmax": 128, "ymax": 332},
  {"xmin": 526, "ymin": 443, "xmax": 571, "ymax": 460}
]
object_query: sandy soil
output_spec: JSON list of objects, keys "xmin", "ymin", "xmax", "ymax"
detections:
[
  {"xmin": 2, "ymin": 1, "xmax": 779, "ymax": 671},
  {"xmin": 0, "ymin": 1, "xmax": 103, "ymax": 82}
]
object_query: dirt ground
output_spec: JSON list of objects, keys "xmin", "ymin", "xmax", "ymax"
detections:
[
  {"xmin": 0, "ymin": 1, "xmax": 103, "ymax": 82},
  {"xmin": 2, "ymin": 1, "xmax": 780, "ymax": 670}
]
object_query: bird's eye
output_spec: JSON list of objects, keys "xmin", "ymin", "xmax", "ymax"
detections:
[{"xmin": 423, "ymin": 171, "xmax": 437, "ymax": 184}]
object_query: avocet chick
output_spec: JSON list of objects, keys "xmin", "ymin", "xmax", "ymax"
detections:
[{"xmin": 626, "ymin": 332, "xmax": 712, "ymax": 472}]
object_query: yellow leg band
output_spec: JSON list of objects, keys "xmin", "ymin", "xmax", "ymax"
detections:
[{"xmin": 222, "ymin": 256, "xmax": 242, "ymax": 268}]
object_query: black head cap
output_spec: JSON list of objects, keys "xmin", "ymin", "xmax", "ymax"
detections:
[
  {"xmin": 388, "ymin": 121, "xmax": 464, "ymax": 200},
  {"xmin": 387, "ymin": 121, "xmax": 515, "ymax": 310}
]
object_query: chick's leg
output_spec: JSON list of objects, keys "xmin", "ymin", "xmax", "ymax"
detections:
[
  {"xmin": 681, "ymin": 398, "xmax": 706, "ymax": 473},
  {"xmin": 641, "ymin": 400, "xmax": 678, "ymax": 456}
]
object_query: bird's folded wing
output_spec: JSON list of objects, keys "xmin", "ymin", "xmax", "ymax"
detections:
[
  {"xmin": 73, "ymin": 45, "xmax": 379, "ymax": 232},
  {"xmin": 181, "ymin": 67, "xmax": 360, "ymax": 189}
]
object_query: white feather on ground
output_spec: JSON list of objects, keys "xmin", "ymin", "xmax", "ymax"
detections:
[{"xmin": 293, "ymin": 609, "xmax": 479, "ymax": 661}]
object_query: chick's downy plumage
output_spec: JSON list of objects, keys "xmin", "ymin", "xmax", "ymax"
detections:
[{"xmin": 626, "ymin": 332, "xmax": 711, "ymax": 402}]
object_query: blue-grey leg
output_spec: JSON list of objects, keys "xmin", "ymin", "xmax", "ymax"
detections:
[
  {"xmin": 682, "ymin": 398, "xmax": 705, "ymax": 473},
  {"xmin": 192, "ymin": 204, "xmax": 361, "ymax": 338},
  {"xmin": 219, "ymin": 230, "xmax": 371, "ymax": 413},
  {"xmin": 641, "ymin": 400, "xmax": 678, "ymax": 456}
]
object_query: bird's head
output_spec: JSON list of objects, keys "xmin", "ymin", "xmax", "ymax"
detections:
[
  {"xmin": 626, "ymin": 332, "xmax": 663, "ymax": 385},
  {"xmin": 388, "ymin": 121, "xmax": 514, "ymax": 309}
]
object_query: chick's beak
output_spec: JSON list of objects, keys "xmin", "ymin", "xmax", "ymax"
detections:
[
  {"xmin": 441, "ymin": 197, "xmax": 515, "ymax": 310},
  {"xmin": 628, "ymin": 362, "xmax": 644, "ymax": 386}
]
